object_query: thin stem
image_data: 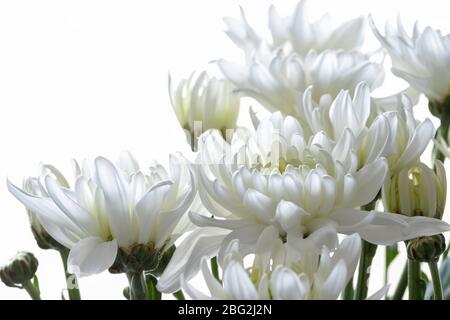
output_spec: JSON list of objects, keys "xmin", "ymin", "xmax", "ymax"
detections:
[
  {"xmin": 22, "ymin": 280, "xmax": 41, "ymax": 300},
  {"xmin": 408, "ymin": 259, "xmax": 421, "ymax": 300},
  {"xmin": 392, "ymin": 263, "xmax": 408, "ymax": 300},
  {"xmin": 126, "ymin": 272, "xmax": 148, "ymax": 300},
  {"xmin": 354, "ymin": 197, "xmax": 379, "ymax": 300},
  {"xmin": 146, "ymin": 274, "xmax": 161, "ymax": 300},
  {"xmin": 354, "ymin": 240, "xmax": 377, "ymax": 300},
  {"xmin": 428, "ymin": 261, "xmax": 443, "ymax": 300},
  {"xmin": 210, "ymin": 257, "xmax": 221, "ymax": 282},
  {"xmin": 173, "ymin": 290, "xmax": 185, "ymax": 300},
  {"xmin": 343, "ymin": 276, "xmax": 354, "ymax": 300},
  {"xmin": 59, "ymin": 248, "xmax": 81, "ymax": 300}
]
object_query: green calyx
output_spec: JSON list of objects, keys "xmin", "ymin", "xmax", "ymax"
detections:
[
  {"xmin": 109, "ymin": 243, "xmax": 162, "ymax": 274},
  {"xmin": 31, "ymin": 226, "xmax": 66, "ymax": 251},
  {"xmin": 407, "ymin": 234, "xmax": 446, "ymax": 263},
  {"xmin": 0, "ymin": 251, "xmax": 39, "ymax": 287}
]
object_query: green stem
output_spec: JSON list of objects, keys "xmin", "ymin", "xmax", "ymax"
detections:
[
  {"xmin": 392, "ymin": 263, "xmax": 408, "ymax": 300},
  {"xmin": 146, "ymin": 274, "xmax": 161, "ymax": 300},
  {"xmin": 428, "ymin": 261, "xmax": 443, "ymax": 300},
  {"xmin": 126, "ymin": 272, "xmax": 148, "ymax": 300},
  {"xmin": 354, "ymin": 240, "xmax": 378, "ymax": 300},
  {"xmin": 210, "ymin": 257, "xmax": 221, "ymax": 282},
  {"xmin": 173, "ymin": 290, "xmax": 185, "ymax": 300},
  {"xmin": 59, "ymin": 249, "xmax": 81, "ymax": 300},
  {"xmin": 343, "ymin": 276, "xmax": 354, "ymax": 300},
  {"xmin": 408, "ymin": 259, "xmax": 421, "ymax": 300},
  {"xmin": 22, "ymin": 279, "xmax": 41, "ymax": 300},
  {"xmin": 354, "ymin": 197, "xmax": 379, "ymax": 300}
]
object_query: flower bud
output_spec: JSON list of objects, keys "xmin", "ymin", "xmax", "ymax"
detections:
[
  {"xmin": 23, "ymin": 178, "xmax": 66, "ymax": 251},
  {"xmin": 382, "ymin": 161, "xmax": 447, "ymax": 219},
  {"xmin": 0, "ymin": 252, "xmax": 38, "ymax": 287},
  {"xmin": 169, "ymin": 71, "xmax": 240, "ymax": 151},
  {"xmin": 407, "ymin": 234, "xmax": 446, "ymax": 262},
  {"xmin": 109, "ymin": 243, "xmax": 162, "ymax": 274}
]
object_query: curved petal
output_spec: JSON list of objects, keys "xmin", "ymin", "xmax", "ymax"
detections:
[
  {"xmin": 271, "ymin": 266, "xmax": 308, "ymax": 300},
  {"xmin": 67, "ymin": 237, "xmax": 118, "ymax": 277},
  {"xmin": 223, "ymin": 261, "xmax": 259, "ymax": 300},
  {"xmin": 157, "ymin": 227, "xmax": 229, "ymax": 293},
  {"xmin": 95, "ymin": 157, "xmax": 133, "ymax": 247}
]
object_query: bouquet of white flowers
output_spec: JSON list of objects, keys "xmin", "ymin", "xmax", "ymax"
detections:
[{"xmin": 3, "ymin": 0, "xmax": 450, "ymax": 301}]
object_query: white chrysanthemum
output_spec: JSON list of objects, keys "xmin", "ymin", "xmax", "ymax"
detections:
[
  {"xmin": 218, "ymin": 49, "xmax": 384, "ymax": 117},
  {"xmin": 224, "ymin": 0, "xmax": 365, "ymax": 59},
  {"xmin": 169, "ymin": 71, "xmax": 240, "ymax": 150},
  {"xmin": 182, "ymin": 228, "xmax": 388, "ymax": 300},
  {"xmin": 191, "ymin": 113, "xmax": 450, "ymax": 255},
  {"xmin": 370, "ymin": 16, "xmax": 450, "ymax": 106},
  {"xmin": 296, "ymin": 83, "xmax": 434, "ymax": 173},
  {"xmin": 7, "ymin": 152, "xmax": 196, "ymax": 277},
  {"xmin": 218, "ymin": 0, "xmax": 383, "ymax": 116}
]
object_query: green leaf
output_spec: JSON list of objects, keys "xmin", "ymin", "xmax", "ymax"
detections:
[{"xmin": 425, "ymin": 258, "xmax": 450, "ymax": 300}]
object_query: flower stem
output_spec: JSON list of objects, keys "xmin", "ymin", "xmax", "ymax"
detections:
[
  {"xmin": 210, "ymin": 256, "xmax": 221, "ymax": 282},
  {"xmin": 173, "ymin": 290, "xmax": 185, "ymax": 300},
  {"xmin": 343, "ymin": 276, "xmax": 354, "ymax": 300},
  {"xmin": 407, "ymin": 259, "xmax": 421, "ymax": 300},
  {"xmin": 126, "ymin": 272, "xmax": 148, "ymax": 300},
  {"xmin": 354, "ymin": 240, "xmax": 377, "ymax": 300},
  {"xmin": 392, "ymin": 263, "xmax": 408, "ymax": 300},
  {"xmin": 428, "ymin": 261, "xmax": 443, "ymax": 300},
  {"xmin": 59, "ymin": 248, "xmax": 81, "ymax": 300},
  {"xmin": 22, "ymin": 279, "xmax": 41, "ymax": 300},
  {"xmin": 146, "ymin": 274, "xmax": 161, "ymax": 300}
]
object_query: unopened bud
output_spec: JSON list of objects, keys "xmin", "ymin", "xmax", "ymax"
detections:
[
  {"xmin": 0, "ymin": 252, "xmax": 38, "ymax": 287},
  {"xmin": 407, "ymin": 234, "xmax": 446, "ymax": 263}
]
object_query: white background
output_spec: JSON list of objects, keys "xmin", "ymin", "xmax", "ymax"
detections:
[{"xmin": 0, "ymin": 0, "xmax": 449, "ymax": 299}]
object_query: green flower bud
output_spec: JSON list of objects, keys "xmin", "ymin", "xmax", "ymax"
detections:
[
  {"xmin": 382, "ymin": 162, "xmax": 447, "ymax": 219},
  {"xmin": 407, "ymin": 234, "xmax": 446, "ymax": 263},
  {"xmin": 109, "ymin": 243, "xmax": 162, "ymax": 274},
  {"xmin": 0, "ymin": 252, "xmax": 39, "ymax": 287}
]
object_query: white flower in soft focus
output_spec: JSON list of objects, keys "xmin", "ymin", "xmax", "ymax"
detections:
[
  {"xmin": 7, "ymin": 151, "xmax": 196, "ymax": 277},
  {"xmin": 224, "ymin": 0, "xmax": 365, "ymax": 59},
  {"xmin": 169, "ymin": 71, "xmax": 240, "ymax": 150},
  {"xmin": 218, "ymin": 48, "xmax": 384, "ymax": 117},
  {"xmin": 383, "ymin": 161, "xmax": 447, "ymax": 219},
  {"xmin": 296, "ymin": 83, "xmax": 434, "ymax": 173},
  {"xmin": 182, "ymin": 228, "xmax": 389, "ymax": 300},
  {"xmin": 370, "ymin": 16, "xmax": 450, "ymax": 106},
  {"xmin": 191, "ymin": 113, "xmax": 450, "ymax": 256},
  {"xmin": 218, "ymin": 0, "xmax": 384, "ymax": 116}
]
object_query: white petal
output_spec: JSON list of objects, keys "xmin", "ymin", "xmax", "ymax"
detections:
[
  {"xmin": 318, "ymin": 260, "xmax": 347, "ymax": 299},
  {"xmin": 366, "ymin": 284, "xmax": 390, "ymax": 300},
  {"xmin": 271, "ymin": 266, "xmax": 308, "ymax": 300},
  {"xmin": 223, "ymin": 261, "xmax": 259, "ymax": 300},
  {"xmin": 95, "ymin": 157, "xmax": 133, "ymax": 247},
  {"xmin": 157, "ymin": 227, "xmax": 228, "ymax": 293},
  {"xmin": 67, "ymin": 237, "xmax": 118, "ymax": 277}
]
